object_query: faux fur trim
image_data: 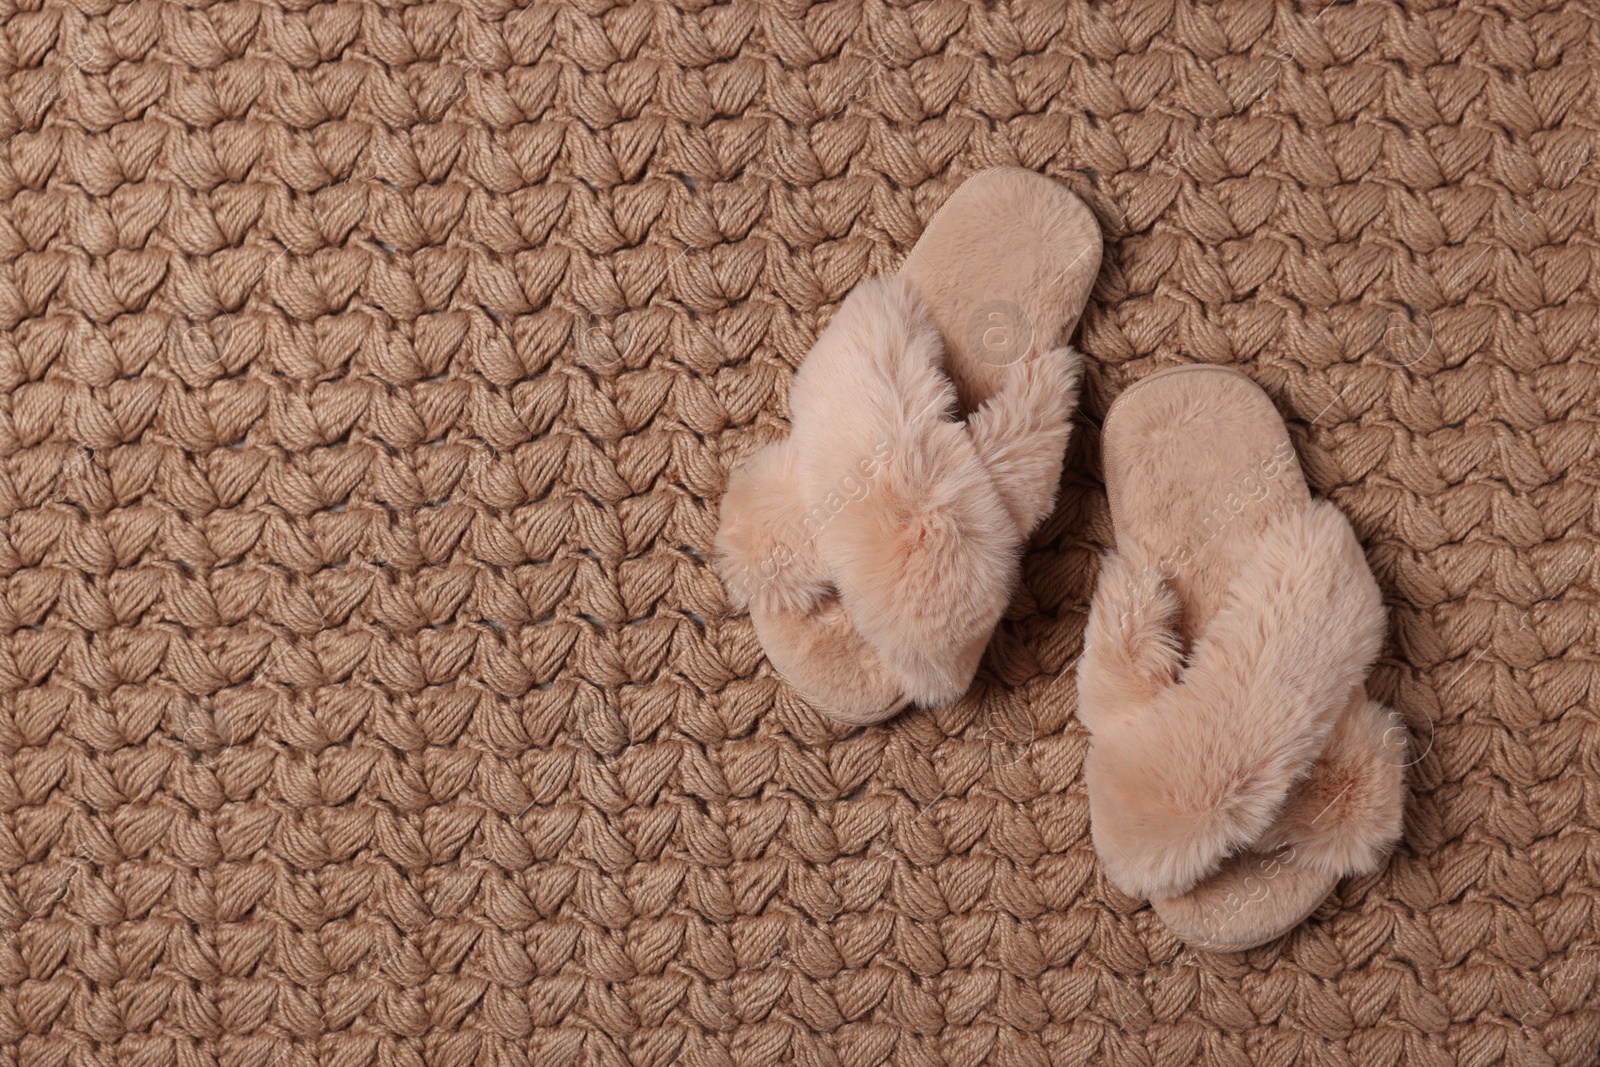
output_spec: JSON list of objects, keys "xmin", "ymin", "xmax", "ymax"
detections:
[
  {"xmin": 791, "ymin": 277, "xmax": 1018, "ymax": 706},
  {"xmin": 1079, "ymin": 499, "xmax": 1390, "ymax": 899},
  {"xmin": 967, "ymin": 348, "xmax": 1083, "ymax": 538},
  {"xmin": 717, "ymin": 274, "xmax": 1081, "ymax": 712},
  {"xmin": 713, "ymin": 439, "xmax": 832, "ymax": 617},
  {"xmin": 1253, "ymin": 693, "xmax": 1407, "ymax": 878}
]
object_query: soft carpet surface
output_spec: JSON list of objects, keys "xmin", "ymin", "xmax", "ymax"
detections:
[{"xmin": 2, "ymin": 2, "xmax": 1597, "ymax": 1066}]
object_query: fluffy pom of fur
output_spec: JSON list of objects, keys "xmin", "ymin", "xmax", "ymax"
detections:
[
  {"xmin": 713, "ymin": 440, "xmax": 832, "ymax": 617},
  {"xmin": 1080, "ymin": 500, "xmax": 1390, "ymax": 899},
  {"xmin": 1077, "ymin": 550, "xmax": 1185, "ymax": 729},
  {"xmin": 1254, "ymin": 693, "xmax": 1407, "ymax": 877}
]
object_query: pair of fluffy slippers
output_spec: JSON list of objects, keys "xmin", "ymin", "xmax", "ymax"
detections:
[{"xmin": 715, "ymin": 169, "xmax": 1405, "ymax": 950}]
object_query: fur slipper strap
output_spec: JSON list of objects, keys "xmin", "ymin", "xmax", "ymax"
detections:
[
  {"xmin": 1077, "ymin": 499, "xmax": 1389, "ymax": 899},
  {"xmin": 788, "ymin": 277, "xmax": 1080, "ymax": 708}
]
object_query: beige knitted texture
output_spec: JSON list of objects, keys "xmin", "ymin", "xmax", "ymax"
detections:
[{"xmin": 1, "ymin": 1, "xmax": 1597, "ymax": 1066}]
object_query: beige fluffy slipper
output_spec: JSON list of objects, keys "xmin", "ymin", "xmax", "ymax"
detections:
[
  {"xmin": 715, "ymin": 168, "xmax": 1103, "ymax": 725},
  {"xmin": 1079, "ymin": 365, "xmax": 1405, "ymax": 950}
]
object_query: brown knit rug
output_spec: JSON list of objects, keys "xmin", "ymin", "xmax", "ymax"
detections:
[{"xmin": 4, "ymin": 1, "xmax": 1598, "ymax": 1065}]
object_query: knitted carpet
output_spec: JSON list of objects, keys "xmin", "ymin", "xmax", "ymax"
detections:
[{"xmin": 2, "ymin": 2, "xmax": 1597, "ymax": 1066}]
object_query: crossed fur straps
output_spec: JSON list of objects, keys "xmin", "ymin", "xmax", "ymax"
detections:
[
  {"xmin": 716, "ymin": 276, "xmax": 1081, "ymax": 717},
  {"xmin": 1077, "ymin": 499, "xmax": 1406, "ymax": 899}
]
